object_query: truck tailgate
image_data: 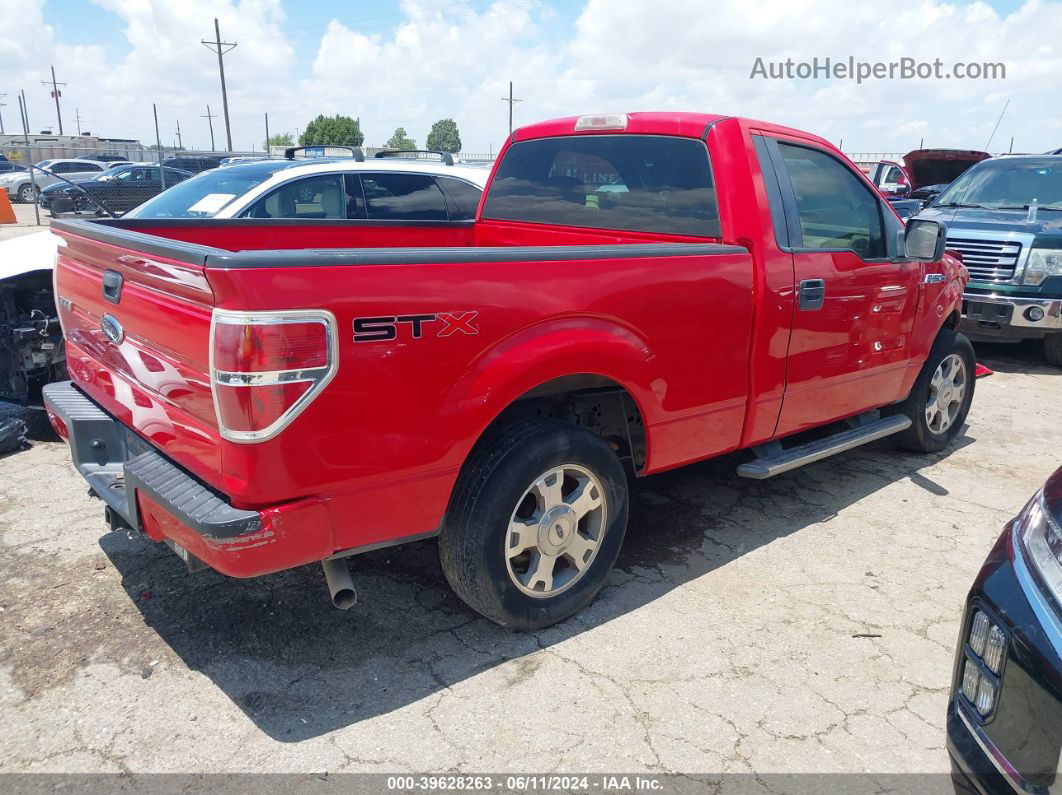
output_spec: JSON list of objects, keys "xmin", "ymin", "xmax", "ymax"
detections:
[{"xmin": 53, "ymin": 227, "xmax": 222, "ymax": 484}]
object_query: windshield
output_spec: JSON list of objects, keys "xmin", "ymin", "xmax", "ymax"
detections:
[
  {"xmin": 124, "ymin": 165, "xmax": 282, "ymax": 218},
  {"xmin": 96, "ymin": 166, "xmax": 130, "ymax": 180},
  {"xmin": 934, "ymin": 159, "xmax": 1062, "ymax": 209}
]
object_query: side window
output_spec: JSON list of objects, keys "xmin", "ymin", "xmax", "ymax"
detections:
[
  {"xmin": 885, "ymin": 166, "xmax": 904, "ymax": 184},
  {"xmin": 243, "ymin": 175, "xmax": 349, "ymax": 219},
  {"xmin": 51, "ymin": 162, "xmax": 79, "ymax": 174},
  {"xmin": 436, "ymin": 177, "xmax": 483, "ymax": 220},
  {"xmin": 777, "ymin": 143, "xmax": 885, "ymax": 258},
  {"xmin": 360, "ymin": 173, "xmax": 449, "ymax": 221}
]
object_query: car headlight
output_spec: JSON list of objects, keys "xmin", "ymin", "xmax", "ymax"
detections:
[
  {"xmin": 1015, "ymin": 490, "xmax": 1062, "ymax": 604},
  {"xmin": 1023, "ymin": 247, "xmax": 1062, "ymax": 286}
]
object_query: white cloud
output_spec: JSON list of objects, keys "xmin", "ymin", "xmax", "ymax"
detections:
[{"xmin": 1, "ymin": 0, "xmax": 1060, "ymax": 155}]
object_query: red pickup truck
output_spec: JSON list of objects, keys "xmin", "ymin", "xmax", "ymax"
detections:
[{"xmin": 44, "ymin": 112, "xmax": 972, "ymax": 629}]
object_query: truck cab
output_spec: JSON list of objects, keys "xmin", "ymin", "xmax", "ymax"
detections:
[{"xmin": 918, "ymin": 155, "xmax": 1062, "ymax": 365}]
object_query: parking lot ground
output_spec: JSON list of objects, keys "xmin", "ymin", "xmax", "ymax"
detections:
[{"xmin": 0, "ymin": 342, "xmax": 1059, "ymax": 779}]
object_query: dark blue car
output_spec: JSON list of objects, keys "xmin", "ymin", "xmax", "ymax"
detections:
[{"xmin": 948, "ymin": 465, "xmax": 1062, "ymax": 793}]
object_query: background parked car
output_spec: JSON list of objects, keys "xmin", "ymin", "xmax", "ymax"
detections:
[
  {"xmin": 162, "ymin": 155, "xmax": 223, "ymax": 174},
  {"xmin": 947, "ymin": 463, "xmax": 1062, "ymax": 795},
  {"xmin": 127, "ymin": 151, "xmax": 489, "ymax": 221},
  {"xmin": 0, "ymin": 158, "xmax": 108, "ymax": 202},
  {"xmin": 39, "ymin": 163, "xmax": 193, "ymax": 216},
  {"xmin": 918, "ymin": 155, "xmax": 1062, "ymax": 365},
  {"xmin": 905, "ymin": 149, "xmax": 991, "ymax": 206},
  {"xmin": 857, "ymin": 159, "xmax": 911, "ymax": 196},
  {"xmin": 0, "ymin": 161, "xmax": 27, "ymax": 175}
]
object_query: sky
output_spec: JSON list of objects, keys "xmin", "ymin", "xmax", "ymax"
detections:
[{"xmin": 1, "ymin": 0, "xmax": 1060, "ymax": 154}]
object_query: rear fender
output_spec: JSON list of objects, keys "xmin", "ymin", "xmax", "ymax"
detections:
[{"xmin": 440, "ymin": 316, "xmax": 658, "ymax": 469}]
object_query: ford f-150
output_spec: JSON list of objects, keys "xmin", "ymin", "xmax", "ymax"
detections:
[{"xmin": 43, "ymin": 112, "xmax": 972, "ymax": 629}]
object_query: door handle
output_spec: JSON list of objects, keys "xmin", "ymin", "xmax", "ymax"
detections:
[{"xmin": 798, "ymin": 279, "xmax": 826, "ymax": 311}]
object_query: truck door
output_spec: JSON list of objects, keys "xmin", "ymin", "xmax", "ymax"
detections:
[{"xmin": 762, "ymin": 138, "xmax": 920, "ymax": 438}]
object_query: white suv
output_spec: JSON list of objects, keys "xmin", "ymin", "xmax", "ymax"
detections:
[{"xmin": 0, "ymin": 159, "xmax": 108, "ymax": 203}]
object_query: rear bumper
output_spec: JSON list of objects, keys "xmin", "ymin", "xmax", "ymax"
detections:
[
  {"xmin": 961, "ymin": 292, "xmax": 1062, "ymax": 340},
  {"xmin": 43, "ymin": 380, "xmax": 333, "ymax": 577}
]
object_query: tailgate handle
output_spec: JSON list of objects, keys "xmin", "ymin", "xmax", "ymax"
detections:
[{"xmin": 102, "ymin": 270, "xmax": 124, "ymax": 304}]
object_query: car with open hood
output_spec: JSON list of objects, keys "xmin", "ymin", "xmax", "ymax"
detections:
[{"xmin": 905, "ymin": 149, "xmax": 992, "ymax": 206}]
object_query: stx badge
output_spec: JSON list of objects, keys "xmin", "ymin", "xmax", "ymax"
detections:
[{"xmin": 353, "ymin": 311, "xmax": 480, "ymax": 342}]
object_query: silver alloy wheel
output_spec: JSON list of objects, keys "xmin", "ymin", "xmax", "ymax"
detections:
[
  {"xmin": 505, "ymin": 463, "xmax": 607, "ymax": 598},
  {"xmin": 17, "ymin": 184, "xmax": 38, "ymax": 203},
  {"xmin": 925, "ymin": 352, "xmax": 968, "ymax": 434}
]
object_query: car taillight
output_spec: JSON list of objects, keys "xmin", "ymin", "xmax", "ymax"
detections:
[{"xmin": 210, "ymin": 309, "xmax": 337, "ymax": 442}]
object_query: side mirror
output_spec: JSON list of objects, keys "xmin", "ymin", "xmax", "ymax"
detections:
[{"xmin": 904, "ymin": 218, "xmax": 946, "ymax": 261}]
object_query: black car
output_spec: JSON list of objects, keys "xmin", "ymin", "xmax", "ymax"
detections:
[
  {"xmin": 948, "ymin": 465, "xmax": 1062, "ymax": 794},
  {"xmin": 162, "ymin": 155, "xmax": 222, "ymax": 174},
  {"xmin": 39, "ymin": 164, "xmax": 193, "ymax": 215}
]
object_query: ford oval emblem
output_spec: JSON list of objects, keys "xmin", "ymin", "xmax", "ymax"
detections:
[{"xmin": 101, "ymin": 314, "xmax": 125, "ymax": 345}]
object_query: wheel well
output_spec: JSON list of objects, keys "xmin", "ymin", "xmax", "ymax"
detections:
[
  {"xmin": 484, "ymin": 375, "xmax": 647, "ymax": 474},
  {"xmin": 943, "ymin": 308, "xmax": 960, "ymax": 330}
]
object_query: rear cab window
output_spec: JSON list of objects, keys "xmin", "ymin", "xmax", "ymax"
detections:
[{"xmin": 481, "ymin": 134, "xmax": 720, "ymax": 237}]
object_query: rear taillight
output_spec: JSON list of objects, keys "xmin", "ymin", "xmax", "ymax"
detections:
[{"xmin": 210, "ymin": 309, "xmax": 337, "ymax": 443}]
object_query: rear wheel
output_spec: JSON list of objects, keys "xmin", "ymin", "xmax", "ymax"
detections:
[
  {"xmin": 439, "ymin": 420, "xmax": 628, "ymax": 630},
  {"xmin": 884, "ymin": 329, "xmax": 975, "ymax": 453},
  {"xmin": 1045, "ymin": 333, "xmax": 1062, "ymax": 368}
]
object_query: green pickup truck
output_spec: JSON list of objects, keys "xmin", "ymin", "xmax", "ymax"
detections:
[{"xmin": 918, "ymin": 155, "xmax": 1062, "ymax": 366}]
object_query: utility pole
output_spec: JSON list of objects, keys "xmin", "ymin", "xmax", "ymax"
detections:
[
  {"xmin": 0, "ymin": 94, "xmax": 6, "ymax": 135},
  {"xmin": 74, "ymin": 108, "xmax": 84, "ymax": 135},
  {"xmin": 500, "ymin": 81, "xmax": 522, "ymax": 136},
  {"xmin": 202, "ymin": 18, "xmax": 237, "ymax": 151},
  {"xmin": 41, "ymin": 66, "xmax": 66, "ymax": 135},
  {"xmin": 264, "ymin": 112, "xmax": 270, "ymax": 155},
  {"xmin": 176, "ymin": 119, "xmax": 182, "ymax": 150},
  {"xmin": 201, "ymin": 105, "xmax": 217, "ymax": 151}
]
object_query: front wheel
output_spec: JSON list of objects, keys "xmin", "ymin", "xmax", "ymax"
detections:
[
  {"xmin": 1045, "ymin": 333, "xmax": 1062, "ymax": 368},
  {"xmin": 439, "ymin": 420, "xmax": 629, "ymax": 630},
  {"xmin": 16, "ymin": 183, "xmax": 39, "ymax": 203},
  {"xmin": 884, "ymin": 329, "xmax": 975, "ymax": 453}
]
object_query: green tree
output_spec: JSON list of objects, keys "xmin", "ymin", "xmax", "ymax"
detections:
[
  {"xmin": 265, "ymin": 132, "xmax": 294, "ymax": 151},
  {"xmin": 426, "ymin": 118, "xmax": 461, "ymax": 153},
  {"xmin": 385, "ymin": 127, "xmax": 416, "ymax": 150},
  {"xmin": 299, "ymin": 114, "xmax": 364, "ymax": 147}
]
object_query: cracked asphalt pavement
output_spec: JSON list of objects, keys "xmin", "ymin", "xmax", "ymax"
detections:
[{"xmin": 1, "ymin": 342, "xmax": 1059, "ymax": 778}]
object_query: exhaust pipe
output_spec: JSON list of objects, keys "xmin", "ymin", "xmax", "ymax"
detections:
[{"xmin": 321, "ymin": 558, "xmax": 357, "ymax": 609}]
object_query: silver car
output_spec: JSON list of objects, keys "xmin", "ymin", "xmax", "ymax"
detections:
[{"xmin": 0, "ymin": 159, "xmax": 109, "ymax": 203}]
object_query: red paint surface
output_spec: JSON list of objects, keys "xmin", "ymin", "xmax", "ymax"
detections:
[{"xmin": 51, "ymin": 112, "xmax": 966, "ymax": 578}]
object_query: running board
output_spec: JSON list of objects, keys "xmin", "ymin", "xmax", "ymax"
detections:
[{"xmin": 736, "ymin": 415, "xmax": 912, "ymax": 479}]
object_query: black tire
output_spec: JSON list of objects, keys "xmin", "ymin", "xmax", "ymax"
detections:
[
  {"xmin": 16, "ymin": 184, "xmax": 39, "ymax": 203},
  {"xmin": 1045, "ymin": 333, "xmax": 1062, "ymax": 368},
  {"xmin": 439, "ymin": 420, "xmax": 629, "ymax": 630},
  {"xmin": 884, "ymin": 329, "xmax": 975, "ymax": 453}
]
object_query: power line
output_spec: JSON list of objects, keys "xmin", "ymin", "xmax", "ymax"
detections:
[
  {"xmin": 202, "ymin": 17, "xmax": 237, "ymax": 151},
  {"xmin": 201, "ymin": 105, "xmax": 217, "ymax": 151},
  {"xmin": 501, "ymin": 81, "xmax": 522, "ymax": 136},
  {"xmin": 40, "ymin": 65, "xmax": 67, "ymax": 134}
]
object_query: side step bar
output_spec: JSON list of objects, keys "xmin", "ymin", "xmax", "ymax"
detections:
[{"xmin": 736, "ymin": 415, "xmax": 912, "ymax": 479}]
